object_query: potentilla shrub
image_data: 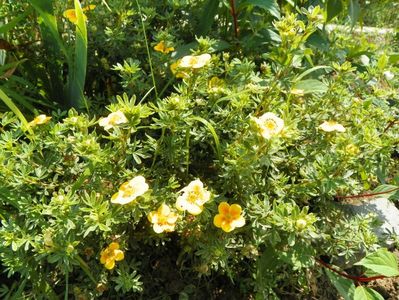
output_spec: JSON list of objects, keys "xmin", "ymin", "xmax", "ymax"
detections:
[{"xmin": 1, "ymin": 14, "xmax": 398, "ymax": 300}]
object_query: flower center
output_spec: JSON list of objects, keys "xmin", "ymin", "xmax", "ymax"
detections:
[{"xmin": 264, "ymin": 119, "xmax": 277, "ymax": 131}]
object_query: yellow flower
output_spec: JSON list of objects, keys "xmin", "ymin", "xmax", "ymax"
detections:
[
  {"xmin": 148, "ymin": 204, "xmax": 178, "ymax": 233},
  {"xmin": 99, "ymin": 110, "xmax": 128, "ymax": 130},
  {"xmin": 111, "ymin": 176, "xmax": 149, "ymax": 205},
  {"xmin": 213, "ymin": 202, "xmax": 245, "ymax": 232},
  {"xmin": 176, "ymin": 179, "xmax": 211, "ymax": 215},
  {"xmin": 252, "ymin": 112, "xmax": 284, "ymax": 139},
  {"xmin": 100, "ymin": 242, "xmax": 124, "ymax": 270},
  {"xmin": 179, "ymin": 53, "xmax": 211, "ymax": 69},
  {"xmin": 319, "ymin": 121, "xmax": 346, "ymax": 132},
  {"xmin": 63, "ymin": 5, "xmax": 96, "ymax": 24},
  {"xmin": 154, "ymin": 41, "xmax": 174, "ymax": 54},
  {"xmin": 28, "ymin": 114, "xmax": 52, "ymax": 127},
  {"xmin": 170, "ymin": 61, "xmax": 188, "ymax": 79}
]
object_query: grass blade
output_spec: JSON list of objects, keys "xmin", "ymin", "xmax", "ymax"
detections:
[
  {"xmin": 67, "ymin": 0, "xmax": 88, "ymax": 109},
  {"xmin": 0, "ymin": 88, "xmax": 33, "ymax": 135}
]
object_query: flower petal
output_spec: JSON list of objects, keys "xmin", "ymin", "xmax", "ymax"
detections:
[
  {"xmin": 108, "ymin": 242, "xmax": 119, "ymax": 250},
  {"xmin": 218, "ymin": 202, "xmax": 230, "ymax": 215},
  {"xmin": 104, "ymin": 259, "xmax": 115, "ymax": 270},
  {"xmin": 232, "ymin": 216, "xmax": 245, "ymax": 228},
  {"xmin": 148, "ymin": 211, "xmax": 158, "ymax": 223},
  {"xmin": 176, "ymin": 196, "xmax": 188, "ymax": 211},
  {"xmin": 186, "ymin": 203, "xmax": 203, "ymax": 215},
  {"xmin": 221, "ymin": 222, "xmax": 234, "ymax": 233},
  {"xmin": 229, "ymin": 204, "xmax": 242, "ymax": 217},
  {"xmin": 114, "ymin": 250, "xmax": 124, "ymax": 261},
  {"xmin": 153, "ymin": 224, "xmax": 164, "ymax": 234},
  {"xmin": 158, "ymin": 203, "xmax": 170, "ymax": 216},
  {"xmin": 213, "ymin": 214, "xmax": 223, "ymax": 228}
]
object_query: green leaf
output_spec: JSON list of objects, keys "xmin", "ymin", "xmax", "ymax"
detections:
[
  {"xmin": 244, "ymin": 0, "xmax": 280, "ymax": 19},
  {"xmin": 190, "ymin": 116, "xmax": 222, "ymax": 163},
  {"xmin": 389, "ymin": 53, "xmax": 399, "ymax": 65},
  {"xmin": 293, "ymin": 79, "xmax": 328, "ymax": 94},
  {"xmin": 67, "ymin": 0, "xmax": 88, "ymax": 109},
  {"xmin": 354, "ymin": 248, "xmax": 399, "ymax": 277},
  {"xmin": 295, "ymin": 66, "xmax": 332, "ymax": 81},
  {"xmin": 349, "ymin": 0, "xmax": 361, "ymax": 27},
  {"xmin": 0, "ymin": 88, "xmax": 33, "ymax": 135},
  {"xmin": 325, "ymin": 269, "xmax": 355, "ymax": 300},
  {"xmin": 326, "ymin": 0, "xmax": 344, "ymax": 22},
  {"xmin": 354, "ymin": 286, "xmax": 384, "ymax": 300},
  {"xmin": 372, "ymin": 184, "xmax": 399, "ymax": 200},
  {"xmin": 196, "ymin": 0, "xmax": 220, "ymax": 36}
]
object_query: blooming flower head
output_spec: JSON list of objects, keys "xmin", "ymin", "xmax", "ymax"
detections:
[
  {"xmin": 176, "ymin": 179, "xmax": 211, "ymax": 215},
  {"xmin": 111, "ymin": 176, "xmax": 149, "ymax": 205},
  {"xmin": 319, "ymin": 121, "xmax": 346, "ymax": 132},
  {"xmin": 252, "ymin": 112, "xmax": 284, "ymax": 139},
  {"xmin": 154, "ymin": 41, "xmax": 174, "ymax": 54},
  {"xmin": 179, "ymin": 53, "xmax": 211, "ymax": 69},
  {"xmin": 99, "ymin": 110, "xmax": 128, "ymax": 130},
  {"xmin": 63, "ymin": 5, "xmax": 96, "ymax": 24},
  {"xmin": 170, "ymin": 61, "xmax": 189, "ymax": 79},
  {"xmin": 384, "ymin": 71, "xmax": 394, "ymax": 81},
  {"xmin": 148, "ymin": 204, "xmax": 178, "ymax": 233},
  {"xmin": 213, "ymin": 202, "xmax": 245, "ymax": 233},
  {"xmin": 28, "ymin": 114, "xmax": 52, "ymax": 127},
  {"xmin": 100, "ymin": 242, "xmax": 124, "ymax": 270}
]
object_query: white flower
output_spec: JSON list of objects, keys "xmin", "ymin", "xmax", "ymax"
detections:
[
  {"xmin": 319, "ymin": 121, "xmax": 346, "ymax": 132},
  {"xmin": 99, "ymin": 110, "xmax": 128, "ymax": 130},
  {"xmin": 383, "ymin": 71, "xmax": 394, "ymax": 81},
  {"xmin": 252, "ymin": 112, "xmax": 284, "ymax": 139},
  {"xmin": 111, "ymin": 176, "xmax": 149, "ymax": 205},
  {"xmin": 179, "ymin": 54, "xmax": 211, "ymax": 69},
  {"xmin": 176, "ymin": 179, "xmax": 211, "ymax": 215},
  {"xmin": 360, "ymin": 55, "xmax": 370, "ymax": 66}
]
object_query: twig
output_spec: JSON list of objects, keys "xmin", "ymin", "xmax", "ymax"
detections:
[
  {"xmin": 229, "ymin": 0, "xmax": 239, "ymax": 38},
  {"xmin": 316, "ymin": 258, "xmax": 386, "ymax": 283},
  {"xmin": 335, "ymin": 187, "xmax": 399, "ymax": 200}
]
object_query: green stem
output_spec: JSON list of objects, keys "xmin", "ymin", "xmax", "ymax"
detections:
[
  {"xmin": 135, "ymin": 0, "xmax": 158, "ymax": 99},
  {"xmin": 65, "ymin": 270, "xmax": 69, "ymax": 300},
  {"xmin": 76, "ymin": 254, "xmax": 96, "ymax": 284},
  {"xmin": 151, "ymin": 127, "xmax": 166, "ymax": 169},
  {"xmin": 185, "ymin": 127, "xmax": 190, "ymax": 176}
]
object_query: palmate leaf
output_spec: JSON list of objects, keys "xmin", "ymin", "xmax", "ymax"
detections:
[{"xmin": 354, "ymin": 248, "xmax": 399, "ymax": 277}]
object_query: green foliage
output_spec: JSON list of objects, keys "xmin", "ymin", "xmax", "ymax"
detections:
[
  {"xmin": 355, "ymin": 248, "xmax": 399, "ymax": 277},
  {"xmin": 0, "ymin": 2, "xmax": 398, "ymax": 299}
]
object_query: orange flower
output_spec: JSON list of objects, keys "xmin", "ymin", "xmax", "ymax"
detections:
[
  {"xmin": 63, "ymin": 5, "xmax": 96, "ymax": 24},
  {"xmin": 213, "ymin": 202, "xmax": 245, "ymax": 232},
  {"xmin": 100, "ymin": 242, "xmax": 124, "ymax": 270},
  {"xmin": 154, "ymin": 41, "xmax": 174, "ymax": 54}
]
